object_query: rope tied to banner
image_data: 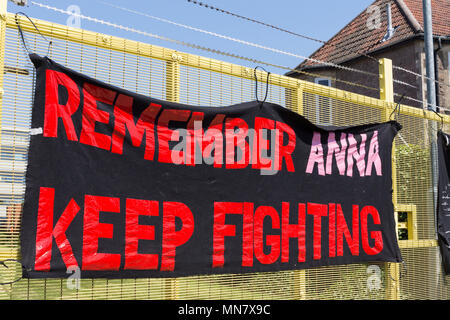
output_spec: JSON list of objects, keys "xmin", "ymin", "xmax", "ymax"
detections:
[
  {"xmin": 389, "ymin": 93, "xmax": 405, "ymax": 122},
  {"xmin": 431, "ymin": 109, "xmax": 444, "ymax": 132},
  {"xmin": 254, "ymin": 66, "xmax": 270, "ymax": 104},
  {"xmin": 15, "ymin": 11, "xmax": 53, "ymax": 57},
  {"xmin": 0, "ymin": 259, "xmax": 24, "ymax": 286},
  {"xmin": 388, "ymin": 260, "xmax": 407, "ymax": 282}
]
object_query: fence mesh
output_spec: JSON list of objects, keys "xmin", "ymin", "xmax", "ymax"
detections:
[{"xmin": 0, "ymin": 13, "xmax": 449, "ymax": 300}]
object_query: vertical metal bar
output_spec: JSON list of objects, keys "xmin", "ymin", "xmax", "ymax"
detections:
[
  {"xmin": 0, "ymin": 0, "xmax": 9, "ymax": 299},
  {"xmin": 407, "ymin": 205, "xmax": 418, "ymax": 240},
  {"xmin": 379, "ymin": 58, "xmax": 394, "ymax": 103},
  {"xmin": 423, "ymin": 0, "xmax": 436, "ymax": 111},
  {"xmin": 423, "ymin": 0, "xmax": 441, "ymax": 297},
  {"xmin": 293, "ymin": 270, "xmax": 306, "ymax": 300},
  {"xmin": 288, "ymin": 84, "xmax": 306, "ymax": 299},
  {"xmin": 284, "ymin": 84, "xmax": 307, "ymax": 299},
  {"xmin": 379, "ymin": 58, "xmax": 397, "ymax": 204},
  {"xmin": 385, "ymin": 3, "xmax": 394, "ymax": 39},
  {"xmin": 423, "ymin": 0, "xmax": 439, "ymax": 234},
  {"xmin": 285, "ymin": 83, "xmax": 304, "ymax": 115},
  {"xmin": 296, "ymin": 84, "xmax": 304, "ymax": 116},
  {"xmin": 0, "ymin": 0, "xmax": 6, "ymax": 165},
  {"xmin": 164, "ymin": 53, "xmax": 181, "ymax": 300},
  {"xmin": 296, "ymin": 84, "xmax": 306, "ymax": 299},
  {"xmin": 166, "ymin": 53, "xmax": 181, "ymax": 103},
  {"xmin": 379, "ymin": 58, "xmax": 400, "ymax": 300}
]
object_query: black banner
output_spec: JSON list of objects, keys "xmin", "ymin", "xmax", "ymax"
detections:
[
  {"xmin": 21, "ymin": 54, "xmax": 402, "ymax": 278},
  {"xmin": 437, "ymin": 131, "xmax": 450, "ymax": 274}
]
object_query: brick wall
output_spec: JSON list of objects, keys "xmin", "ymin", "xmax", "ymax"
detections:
[
  {"xmin": 291, "ymin": 39, "xmax": 427, "ymax": 109},
  {"xmin": 436, "ymin": 44, "xmax": 450, "ymax": 112}
]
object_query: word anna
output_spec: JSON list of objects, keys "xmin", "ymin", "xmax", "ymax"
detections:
[{"xmin": 306, "ymin": 130, "xmax": 383, "ymax": 177}]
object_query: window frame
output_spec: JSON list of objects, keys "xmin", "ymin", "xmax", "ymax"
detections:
[{"xmin": 314, "ymin": 78, "xmax": 333, "ymax": 126}]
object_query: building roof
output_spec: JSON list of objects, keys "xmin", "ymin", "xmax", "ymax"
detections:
[
  {"xmin": 293, "ymin": 0, "xmax": 450, "ymax": 71},
  {"xmin": 403, "ymin": 0, "xmax": 450, "ymax": 35}
]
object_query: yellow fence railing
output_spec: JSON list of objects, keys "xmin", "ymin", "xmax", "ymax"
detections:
[{"xmin": 0, "ymin": 3, "xmax": 449, "ymax": 299}]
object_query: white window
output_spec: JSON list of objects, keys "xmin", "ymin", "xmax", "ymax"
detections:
[{"xmin": 314, "ymin": 78, "xmax": 332, "ymax": 125}]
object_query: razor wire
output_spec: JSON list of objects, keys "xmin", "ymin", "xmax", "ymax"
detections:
[
  {"xmin": 186, "ymin": 0, "xmax": 448, "ymax": 90},
  {"xmin": 92, "ymin": 1, "xmax": 416, "ymax": 89},
  {"xmin": 27, "ymin": 1, "xmax": 382, "ymax": 93}
]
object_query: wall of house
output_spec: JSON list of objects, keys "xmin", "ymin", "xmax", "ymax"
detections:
[
  {"xmin": 291, "ymin": 39, "xmax": 426, "ymax": 109},
  {"xmin": 436, "ymin": 43, "xmax": 450, "ymax": 113}
]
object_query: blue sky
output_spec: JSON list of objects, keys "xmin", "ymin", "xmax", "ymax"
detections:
[{"xmin": 11, "ymin": 0, "xmax": 375, "ymax": 74}]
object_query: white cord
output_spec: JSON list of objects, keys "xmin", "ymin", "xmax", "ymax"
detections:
[{"xmin": 32, "ymin": 0, "xmax": 381, "ymax": 79}]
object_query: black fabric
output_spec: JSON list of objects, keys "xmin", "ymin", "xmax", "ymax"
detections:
[
  {"xmin": 21, "ymin": 54, "xmax": 402, "ymax": 278},
  {"xmin": 437, "ymin": 131, "xmax": 450, "ymax": 274}
]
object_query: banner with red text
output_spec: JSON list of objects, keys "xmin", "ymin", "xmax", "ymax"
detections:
[
  {"xmin": 437, "ymin": 130, "xmax": 450, "ymax": 274},
  {"xmin": 20, "ymin": 54, "xmax": 402, "ymax": 278}
]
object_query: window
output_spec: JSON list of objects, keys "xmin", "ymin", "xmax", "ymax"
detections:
[
  {"xmin": 395, "ymin": 204, "xmax": 417, "ymax": 240},
  {"xmin": 314, "ymin": 78, "xmax": 332, "ymax": 125}
]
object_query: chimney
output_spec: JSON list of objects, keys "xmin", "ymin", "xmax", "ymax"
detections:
[{"xmin": 381, "ymin": 3, "xmax": 396, "ymax": 42}]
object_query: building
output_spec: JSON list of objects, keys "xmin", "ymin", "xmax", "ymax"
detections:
[{"xmin": 286, "ymin": 0, "xmax": 450, "ymax": 113}]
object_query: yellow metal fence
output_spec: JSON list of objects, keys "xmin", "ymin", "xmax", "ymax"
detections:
[{"xmin": 0, "ymin": 7, "xmax": 449, "ymax": 300}]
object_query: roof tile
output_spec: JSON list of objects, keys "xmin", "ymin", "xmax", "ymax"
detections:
[{"xmin": 297, "ymin": 0, "xmax": 449, "ymax": 69}]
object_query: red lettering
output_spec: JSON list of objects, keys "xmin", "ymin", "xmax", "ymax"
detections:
[
  {"xmin": 336, "ymin": 204, "xmax": 360, "ymax": 256},
  {"xmin": 281, "ymin": 202, "xmax": 305, "ymax": 263},
  {"xmin": 360, "ymin": 206, "xmax": 383, "ymax": 255},
  {"xmin": 35, "ymin": 187, "xmax": 80, "ymax": 271},
  {"xmin": 253, "ymin": 117, "xmax": 275, "ymax": 170},
  {"xmin": 186, "ymin": 112, "xmax": 204, "ymax": 166},
  {"xmin": 276, "ymin": 121, "xmax": 296, "ymax": 172},
  {"xmin": 34, "ymin": 187, "xmax": 54, "ymax": 271},
  {"xmin": 212, "ymin": 202, "xmax": 237, "ymax": 268},
  {"xmin": 328, "ymin": 203, "xmax": 336, "ymax": 258},
  {"xmin": 212, "ymin": 202, "xmax": 254, "ymax": 267},
  {"xmin": 52, "ymin": 199, "xmax": 81, "ymax": 269},
  {"xmin": 111, "ymin": 97, "xmax": 161, "ymax": 160},
  {"xmin": 160, "ymin": 202, "xmax": 195, "ymax": 271},
  {"xmin": 44, "ymin": 69, "xmax": 80, "ymax": 140},
  {"xmin": 307, "ymin": 203, "xmax": 328, "ymax": 260},
  {"xmin": 157, "ymin": 109, "xmax": 191, "ymax": 164},
  {"xmin": 225, "ymin": 118, "xmax": 250, "ymax": 169},
  {"xmin": 242, "ymin": 203, "xmax": 254, "ymax": 267},
  {"xmin": 82, "ymin": 195, "xmax": 121, "ymax": 270},
  {"xmin": 201, "ymin": 114, "xmax": 225, "ymax": 168},
  {"xmin": 79, "ymin": 83, "xmax": 116, "ymax": 150},
  {"xmin": 254, "ymin": 206, "xmax": 280, "ymax": 264},
  {"xmin": 35, "ymin": 186, "xmax": 384, "ymax": 272},
  {"xmin": 124, "ymin": 199, "xmax": 159, "ymax": 270}
]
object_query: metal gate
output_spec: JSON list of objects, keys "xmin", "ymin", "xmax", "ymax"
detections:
[{"xmin": 0, "ymin": 2, "xmax": 448, "ymax": 299}]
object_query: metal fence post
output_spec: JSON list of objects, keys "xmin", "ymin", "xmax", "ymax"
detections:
[
  {"xmin": 165, "ymin": 57, "xmax": 180, "ymax": 299},
  {"xmin": 294, "ymin": 83, "xmax": 304, "ymax": 116},
  {"xmin": 295, "ymin": 83, "xmax": 306, "ymax": 299},
  {"xmin": 286, "ymin": 83, "xmax": 306, "ymax": 299},
  {"xmin": 0, "ymin": 0, "xmax": 6, "ymax": 160},
  {"xmin": 164, "ymin": 53, "xmax": 181, "ymax": 300},
  {"xmin": 166, "ymin": 53, "xmax": 181, "ymax": 103},
  {"xmin": 0, "ymin": 0, "xmax": 8, "ymax": 299},
  {"xmin": 379, "ymin": 58, "xmax": 401, "ymax": 300}
]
